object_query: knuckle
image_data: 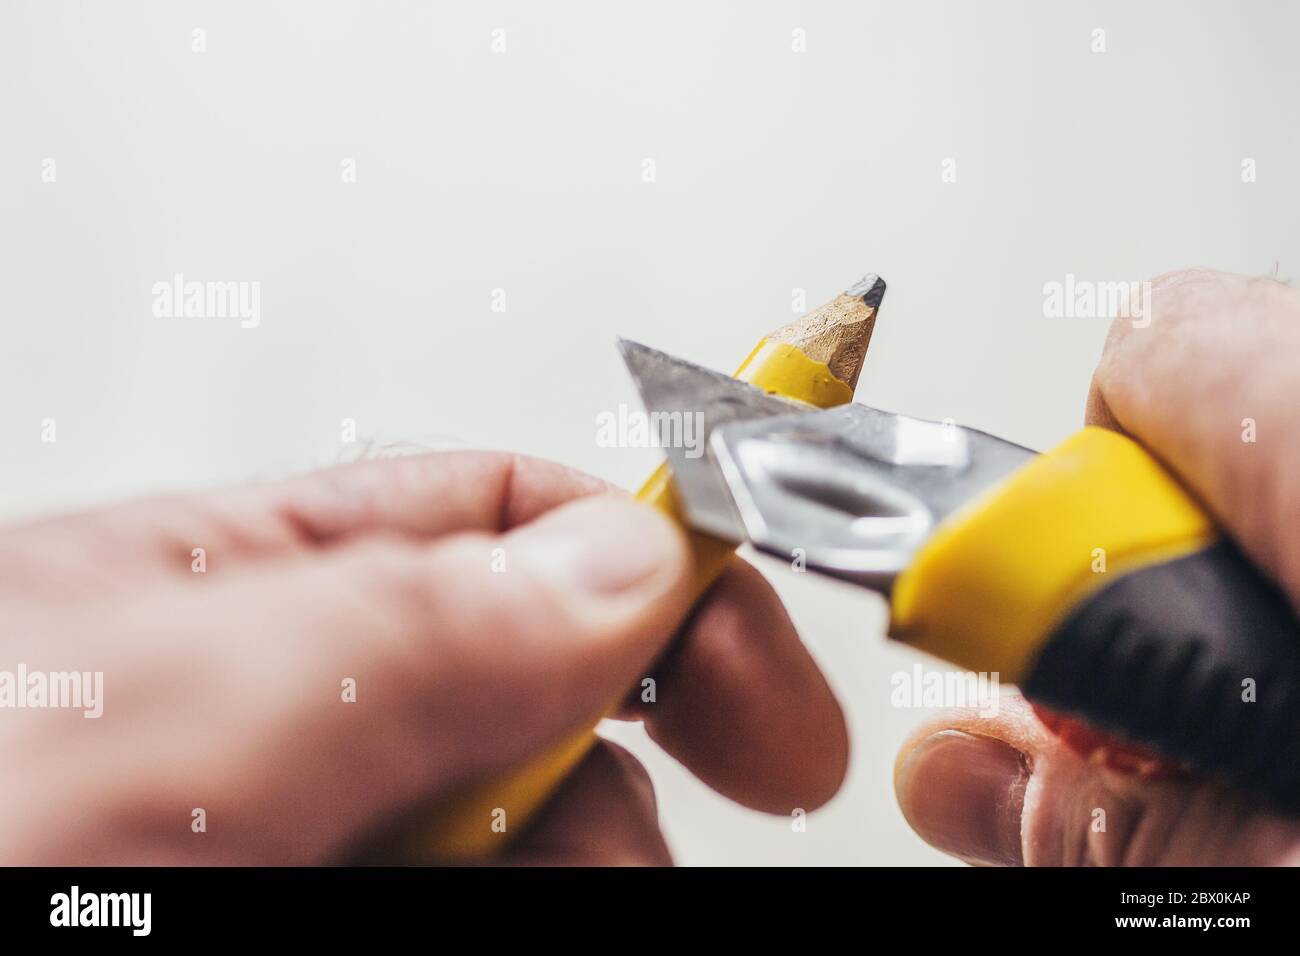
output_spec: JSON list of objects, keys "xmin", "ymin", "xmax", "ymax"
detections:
[
  {"xmin": 1242, "ymin": 271, "xmax": 1300, "ymax": 313},
  {"xmin": 332, "ymin": 541, "xmax": 449, "ymax": 697},
  {"xmin": 354, "ymin": 534, "xmax": 571, "ymax": 715},
  {"xmin": 1095, "ymin": 267, "xmax": 1245, "ymax": 381},
  {"xmin": 1147, "ymin": 267, "xmax": 1243, "ymax": 320},
  {"xmin": 1145, "ymin": 266, "xmax": 1226, "ymax": 292},
  {"xmin": 362, "ymin": 539, "xmax": 444, "ymax": 624}
]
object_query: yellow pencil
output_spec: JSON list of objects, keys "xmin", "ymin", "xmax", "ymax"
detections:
[{"xmin": 415, "ymin": 274, "xmax": 886, "ymax": 862}]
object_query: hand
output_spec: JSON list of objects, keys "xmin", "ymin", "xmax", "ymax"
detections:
[
  {"xmin": 0, "ymin": 452, "xmax": 848, "ymax": 864},
  {"xmin": 894, "ymin": 268, "xmax": 1300, "ymax": 866}
]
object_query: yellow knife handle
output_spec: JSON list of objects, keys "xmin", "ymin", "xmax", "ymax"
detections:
[
  {"xmin": 891, "ymin": 426, "xmax": 1300, "ymax": 808},
  {"xmin": 410, "ymin": 340, "xmax": 854, "ymax": 862}
]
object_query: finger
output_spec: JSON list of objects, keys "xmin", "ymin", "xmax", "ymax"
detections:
[
  {"xmin": 0, "ymin": 452, "xmax": 612, "ymax": 586},
  {"xmin": 894, "ymin": 695, "xmax": 1300, "ymax": 866},
  {"xmin": 1085, "ymin": 269, "xmax": 1300, "ymax": 606},
  {"xmin": 262, "ymin": 451, "xmax": 613, "ymax": 541},
  {"xmin": 321, "ymin": 492, "xmax": 694, "ymax": 787},
  {"xmin": 495, "ymin": 740, "xmax": 671, "ymax": 866},
  {"xmin": 157, "ymin": 494, "xmax": 694, "ymax": 861},
  {"xmin": 617, "ymin": 561, "xmax": 849, "ymax": 813}
]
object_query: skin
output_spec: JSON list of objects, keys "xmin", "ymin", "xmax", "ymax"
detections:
[
  {"xmin": 895, "ymin": 268, "xmax": 1300, "ymax": 866},
  {"xmin": 0, "ymin": 452, "xmax": 848, "ymax": 864},
  {"xmin": 9, "ymin": 267, "xmax": 1288, "ymax": 866}
]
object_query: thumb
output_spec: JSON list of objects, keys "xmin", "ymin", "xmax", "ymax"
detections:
[
  {"xmin": 199, "ymin": 494, "xmax": 694, "ymax": 861},
  {"xmin": 143, "ymin": 494, "xmax": 693, "ymax": 863},
  {"xmin": 338, "ymin": 494, "xmax": 694, "ymax": 784},
  {"xmin": 892, "ymin": 695, "xmax": 1300, "ymax": 866}
]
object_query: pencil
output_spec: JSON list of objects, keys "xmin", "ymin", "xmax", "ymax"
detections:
[
  {"xmin": 763, "ymin": 273, "xmax": 886, "ymax": 392},
  {"xmin": 418, "ymin": 274, "xmax": 886, "ymax": 861},
  {"xmin": 638, "ymin": 273, "xmax": 886, "ymax": 594}
]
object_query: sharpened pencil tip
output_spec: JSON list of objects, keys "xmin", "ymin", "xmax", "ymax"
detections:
[
  {"xmin": 764, "ymin": 272, "xmax": 887, "ymax": 390},
  {"xmin": 844, "ymin": 273, "xmax": 886, "ymax": 309}
]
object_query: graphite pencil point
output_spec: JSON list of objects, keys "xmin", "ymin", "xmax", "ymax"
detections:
[
  {"xmin": 846, "ymin": 273, "xmax": 887, "ymax": 310},
  {"xmin": 764, "ymin": 273, "xmax": 887, "ymax": 391}
]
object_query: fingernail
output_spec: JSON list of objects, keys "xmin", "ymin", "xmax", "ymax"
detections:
[
  {"xmin": 895, "ymin": 730, "xmax": 1028, "ymax": 866},
  {"xmin": 514, "ymin": 497, "xmax": 685, "ymax": 596}
]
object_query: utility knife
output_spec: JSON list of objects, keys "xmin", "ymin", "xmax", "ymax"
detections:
[{"xmin": 620, "ymin": 339, "xmax": 1300, "ymax": 811}]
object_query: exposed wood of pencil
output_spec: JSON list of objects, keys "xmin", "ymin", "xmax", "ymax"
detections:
[{"xmin": 764, "ymin": 273, "xmax": 886, "ymax": 391}]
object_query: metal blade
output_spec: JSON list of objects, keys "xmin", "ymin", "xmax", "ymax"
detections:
[
  {"xmin": 617, "ymin": 339, "xmax": 813, "ymax": 542},
  {"xmin": 711, "ymin": 403, "xmax": 1036, "ymax": 593}
]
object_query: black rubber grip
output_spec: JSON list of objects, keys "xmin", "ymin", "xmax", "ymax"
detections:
[{"xmin": 1022, "ymin": 539, "xmax": 1300, "ymax": 812}]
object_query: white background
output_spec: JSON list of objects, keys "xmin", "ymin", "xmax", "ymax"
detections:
[{"xmin": 2, "ymin": 1, "xmax": 1296, "ymax": 864}]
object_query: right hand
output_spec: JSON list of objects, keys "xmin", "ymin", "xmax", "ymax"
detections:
[{"xmin": 893, "ymin": 268, "xmax": 1300, "ymax": 866}]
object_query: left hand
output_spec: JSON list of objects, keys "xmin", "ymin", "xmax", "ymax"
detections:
[{"xmin": 0, "ymin": 451, "xmax": 849, "ymax": 864}]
